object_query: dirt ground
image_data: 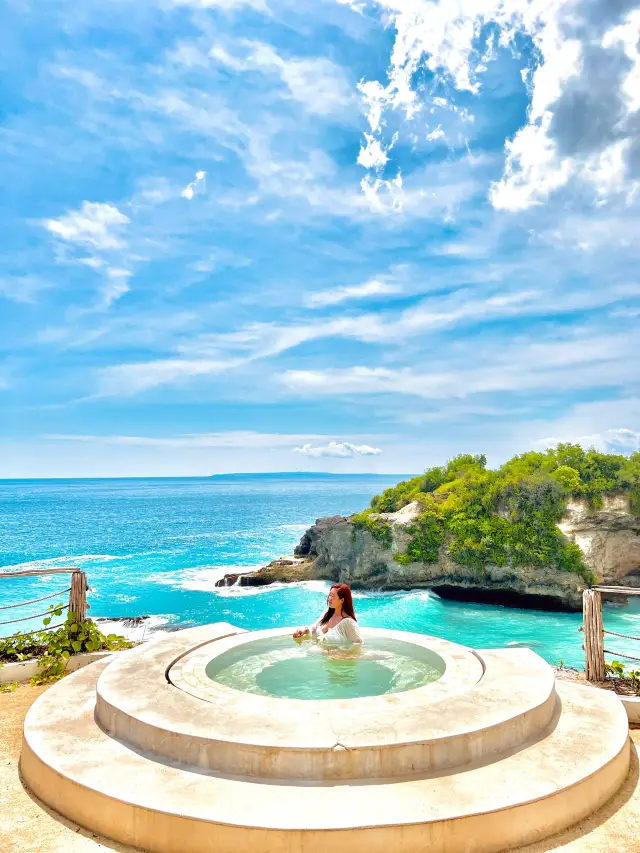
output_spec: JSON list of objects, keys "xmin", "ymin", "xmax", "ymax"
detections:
[{"xmin": 0, "ymin": 682, "xmax": 638, "ymax": 853}]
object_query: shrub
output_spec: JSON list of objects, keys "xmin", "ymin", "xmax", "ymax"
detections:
[
  {"xmin": 351, "ymin": 510, "xmax": 393, "ymax": 548},
  {"xmin": 362, "ymin": 446, "xmax": 640, "ymax": 581},
  {"xmin": 393, "ymin": 511, "xmax": 445, "ymax": 566},
  {"xmin": 0, "ymin": 604, "xmax": 132, "ymax": 684}
]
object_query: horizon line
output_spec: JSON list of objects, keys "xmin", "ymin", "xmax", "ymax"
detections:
[{"xmin": 0, "ymin": 472, "xmax": 410, "ymax": 482}]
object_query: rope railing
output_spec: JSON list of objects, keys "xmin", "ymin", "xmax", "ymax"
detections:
[
  {"xmin": 583, "ymin": 585, "xmax": 640, "ymax": 681},
  {"xmin": 603, "ymin": 628, "xmax": 640, "ymax": 642},
  {"xmin": 0, "ymin": 568, "xmax": 88, "ymax": 644},
  {"xmin": 5, "ymin": 621, "xmax": 68, "ymax": 639},
  {"xmin": 603, "ymin": 648, "xmax": 640, "ymax": 663},
  {"xmin": 0, "ymin": 586, "xmax": 71, "ymax": 611},
  {"xmin": 0, "ymin": 603, "xmax": 69, "ymax": 626}
]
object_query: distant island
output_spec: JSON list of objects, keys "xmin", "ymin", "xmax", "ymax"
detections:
[{"xmin": 209, "ymin": 472, "xmax": 407, "ymax": 479}]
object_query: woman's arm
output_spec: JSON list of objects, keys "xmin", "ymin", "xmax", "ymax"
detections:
[{"xmin": 293, "ymin": 616, "xmax": 321, "ymax": 639}]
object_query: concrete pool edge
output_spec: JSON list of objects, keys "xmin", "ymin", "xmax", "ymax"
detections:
[
  {"xmin": 171, "ymin": 627, "xmax": 482, "ymax": 705},
  {"xmin": 95, "ymin": 624, "xmax": 557, "ymax": 779},
  {"xmin": 21, "ymin": 628, "xmax": 631, "ymax": 853}
]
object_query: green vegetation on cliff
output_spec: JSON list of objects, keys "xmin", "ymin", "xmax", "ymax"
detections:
[{"xmin": 368, "ymin": 445, "xmax": 640, "ymax": 584}]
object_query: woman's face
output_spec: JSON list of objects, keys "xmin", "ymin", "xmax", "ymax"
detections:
[{"xmin": 328, "ymin": 587, "xmax": 341, "ymax": 609}]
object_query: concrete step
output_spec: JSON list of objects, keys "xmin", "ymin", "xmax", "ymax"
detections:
[
  {"xmin": 22, "ymin": 658, "xmax": 630, "ymax": 853},
  {"xmin": 96, "ymin": 626, "xmax": 555, "ymax": 779}
]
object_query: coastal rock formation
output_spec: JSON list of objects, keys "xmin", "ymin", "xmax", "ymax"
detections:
[
  {"xmin": 216, "ymin": 495, "xmax": 640, "ymax": 610},
  {"xmin": 558, "ymin": 496, "xmax": 640, "ymax": 589}
]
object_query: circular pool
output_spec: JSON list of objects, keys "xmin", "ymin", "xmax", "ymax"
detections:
[{"xmin": 205, "ymin": 634, "xmax": 446, "ymax": 700}]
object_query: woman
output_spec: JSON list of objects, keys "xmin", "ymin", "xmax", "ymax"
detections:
[{"xmin": 293, "ymin": 583, "xmax": 362, "ymax": 646}]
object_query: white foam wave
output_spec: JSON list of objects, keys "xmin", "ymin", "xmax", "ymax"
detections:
[
  {"xmin": 96, "ymin": 615, "xmax": 172, "ymax": 643},
  {"xmin": 213, "ymin": 579, "xmax": 331, "ymax": 598},
  {"xmin": 149, "ymin": 565, "xmax": 266, "ymax": 592},
  {"xmin": 2, "ymin": 554, "xmax": 126, "ymax": 575}
]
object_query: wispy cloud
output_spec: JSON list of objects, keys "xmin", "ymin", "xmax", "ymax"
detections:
[
  {"xmin": 305, "ymin": 276, "xmax": 403, "ymax": 308},
  {"xmin": 44, "ymin": 430, "xmax": 381, "ymax": 449},
  {"xmin": 170, "ymin": 0, "xmax": 268, "ymax": 10},
  {"xmin": 97, "ymin": 358, "xmax": 239, "ymax": 397},
  {"xmin": 535, "ymin": 428, "xmax": 640, "ymax": 455},
  {"xmin": 209, "ymin": 41, "xmax": 353, "ymax": 115},
  {"xmin": 101, "ymin": 267, "xmax": 131, "ymax": 308},
  {"xmin": 279, "ymin": 329, "xmax": 640, "ymax": 401},
  {"xmin": 43, "ymin": 202, "xmax": 129, "ymax": 250},
  {"xmin": 294, "ymin": 440, "xmax": 382, "ymax": 458},
  {"xmin": 181, "ymin": 170, "xmax": 207, "ymax": 200}
]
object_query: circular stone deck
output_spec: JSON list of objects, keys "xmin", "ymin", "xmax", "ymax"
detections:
[{"xmin": 21, "ymin": 623, "xmax": 631, "ymax": 853}]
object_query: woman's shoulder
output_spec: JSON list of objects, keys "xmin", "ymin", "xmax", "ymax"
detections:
[{"xmin": 340, "ymin": 616, "xmax": 358, "ymax": 625}]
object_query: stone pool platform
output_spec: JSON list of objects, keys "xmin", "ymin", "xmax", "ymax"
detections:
[{"xmin": 21, "ymin": 623, "xmax": 631, "ymax": 853}]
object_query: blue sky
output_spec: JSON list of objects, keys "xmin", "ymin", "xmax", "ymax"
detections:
[{"xmin": 1, "ymin": 0, "xmax": 640, "ymax": 477}]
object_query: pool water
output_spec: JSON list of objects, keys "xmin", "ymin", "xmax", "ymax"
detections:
[{"xmin": 205, "ymin": 635, "xmax": 446, "ymax": 700}]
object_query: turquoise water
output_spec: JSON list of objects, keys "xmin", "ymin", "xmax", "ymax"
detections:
[
  {"xmin": 205, "ymin": 634, "xmax": 446, "ymax": 700},
  {"xmin": 1, "ymin": 476, "xmax": 639, "ymax": 668}
]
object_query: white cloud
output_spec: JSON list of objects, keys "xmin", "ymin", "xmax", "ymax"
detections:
[
  {"xmin": 293, "ymin": 441, "xmax": 382, "ymax": 458},
  {"xmin": 279, "ymin": 328, "xmax": 639, "ymax": 401},
  {"xmin": 426, "ymin": 125, "xmax": 446, "ymax": 142},
  {"xmin": 44, "ymin": 431, "xmax": 365, "ymax": 449},
  {"xmin": 535, "ymin": 428, "xmax": 640, "ymax": 454},
  {"xmin": 210, "ymin": 41, "xmax": 352, "ymax": 115},
  {"xmin": 171, "ymin": 0, "xmax": 268, "ymax": 10},
  {"xmin": 357, "ymin": 1, "xmax": 640, "ymax": 211},
  {"xmin": 305, "ymin": 277, "xmax": 402, "ymax": 308},
  {"xmin": 181, "ymin": 170, "xmax": 207, "ymax": 200},
  {"xmin": 98, "ymin": 358, "xmax": 238, "ymax": 396},
  {"xmin": 357, "ymin": 133, "xmax": 391, "ymax": 169},
  {"xmin": 78, "ymin": 256, "xmax": 106, "ymax": 270},
  {"xmin": 101, "ymin": 268, "xmax": 131, "ymax": 308},
  {"xmin": 43, "ymin": 201, "xmax": 129, "ymax": 250}
]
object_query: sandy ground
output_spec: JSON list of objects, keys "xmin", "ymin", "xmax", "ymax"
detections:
[{"xmin": 0, "ymin": 683, "xmax": 638, "ymax": 853}]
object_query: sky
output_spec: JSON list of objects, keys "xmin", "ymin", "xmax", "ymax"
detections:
[{"xmin": 1, "ymin": 0, "xmax": 640, "ymax": 477}]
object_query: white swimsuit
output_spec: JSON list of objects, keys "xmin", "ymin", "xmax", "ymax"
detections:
[{"xmin": 308, "ymin": 616, "xmax": 363, "ymax": 646}]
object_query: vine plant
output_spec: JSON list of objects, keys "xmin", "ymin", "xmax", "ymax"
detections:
[{"xmin": 0, "ymin": 604, "xmax": 132, "ymax": 685}]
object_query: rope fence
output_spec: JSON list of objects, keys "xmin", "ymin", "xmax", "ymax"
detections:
[
  {"xmin": 603, "ymin": 648, "xmax": 640, "ymax": 663},
  {"xmin": 0, "ymin": 569, "xmax": 88, "ymax": 645},
  {"xmin": 5, "ymin": 622, "xmax": 68, "ymax": 639},
  {"xmin": 0, "ymin": 587, "xmax": 71, "ymax": 611},
  {"xmin": 584, "ymin": 585, "xmax": 640, "ymax": 681},
  {"xmin": 603, "ymin": 628, "xmax": 640, "ymax": 642},
  {"xmin": 0, "ymin": 603, "xmax": 69, "ymax": 626}
]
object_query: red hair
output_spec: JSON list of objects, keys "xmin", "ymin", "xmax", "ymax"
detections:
[{"xmin": 320, "ymin": 583, "xmax": 357, "ymax": 625}]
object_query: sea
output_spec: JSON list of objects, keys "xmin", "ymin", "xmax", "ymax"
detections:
[{"xmin": 1, "ymin": 475, "xmax": 639, "ymax": 669}]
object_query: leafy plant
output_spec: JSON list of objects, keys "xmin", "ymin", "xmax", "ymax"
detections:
[
  {"xmin": 352, "ymin": 510, "xmax": 393, "ymax": 548},
  {"xmin": 393, "ymin": 511, "xmax": 445, "ymax": 566},
  {"xmin": 605, "ymin": 660, "xmax": 640, "ymax": 695},
  {"xmin": 363, "ymin": 445, "xmax": 640, "ymax": 582},
  {"xmin": 0, "ymin": 603, "xmax": 132, "ymax": 685}
]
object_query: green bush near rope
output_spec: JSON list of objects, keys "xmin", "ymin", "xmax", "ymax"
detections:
[{"xmin": 0, "ymin": 603, "xmax": 132, "ymax": 684}]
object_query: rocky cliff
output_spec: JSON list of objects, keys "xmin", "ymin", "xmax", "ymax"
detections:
[{"xmin": 216, "ymin": 495, "xmax": 640, "ymax": 611}]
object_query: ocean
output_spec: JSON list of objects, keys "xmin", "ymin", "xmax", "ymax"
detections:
[{"xmin": 1, "ymin": 475, "xmax": 639, "ymax": 668}]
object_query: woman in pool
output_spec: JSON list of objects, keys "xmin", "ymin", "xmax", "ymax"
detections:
[{"xmin": 293, "ymin": 583, "xmax": 362, "ymax": 646}]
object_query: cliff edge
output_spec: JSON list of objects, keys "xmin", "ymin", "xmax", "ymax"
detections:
[{"xmin": 216, "ymin": 496, "xmax": 640, "ymax": 611}]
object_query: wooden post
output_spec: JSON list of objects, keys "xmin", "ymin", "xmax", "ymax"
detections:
[
  {"xmin": 68, "ymin": 571, "xmax": 88, "ymax": 623},
  {"xmin": 583, "ymin": 589, "xmax": 605, "ymax": 682}
]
